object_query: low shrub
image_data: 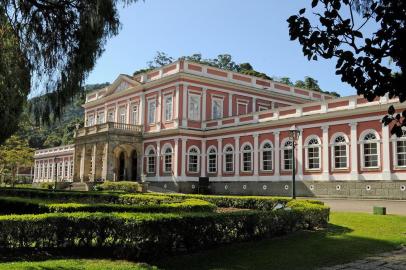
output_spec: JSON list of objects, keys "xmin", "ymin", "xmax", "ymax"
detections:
[
  {"xmin": 0, "ymin": 197, "xmax": 215, "ymax": 214},
  {"xmin": 0, "ymin": 206, "xmax": 328, "ymax": 260},
  {"xmin": 47, "ymin": 199, "xmax": 216, "ymax": 213},
  {"xmin": 97, "ymin": 181, "xmax": 142, "ymax": 193}
]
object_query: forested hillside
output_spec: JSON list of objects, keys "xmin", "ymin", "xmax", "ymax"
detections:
[{"xmin": 16, "ymin": 83, "xmax": 109, "ymax": 150}]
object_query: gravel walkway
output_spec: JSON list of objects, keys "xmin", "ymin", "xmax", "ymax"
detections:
[{"xmin": 318, "ymin": 247, "xmax": 406, "ymax": 270}]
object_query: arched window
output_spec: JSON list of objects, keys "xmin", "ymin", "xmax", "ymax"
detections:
[
  {"xmin": 163, "ymin": 146, "xmax": 173, "ymax": 173},
  {"xmin": 119, "ymin": 107, "xmax": 126, "ymax": 124},
  {"xmin": 207, "ymin": 147, "xmax": 217, "ymax": 173},
  {"xmin": 188, "ymin": 147, "xmax": 200, "ymax": 173},
  {"xmin": 145, "ymin": 147, "xmax": 156, "ymax": 174},
  {"xmin": 282, "ymin": 140, "xmax": 293, "ymax": 171},
  {"xmin": 331, "ymin": 134, "xmax": 349, "ymax": 169},
  {"xmin": 393, "ymin": 130, "xmax": 406, "ymax": 168},
  {"xmin": 305, "ymin": 136, "xmax": 321, "ymax": 170},
  {"xmin": 260, "ymin": 141, "xmax": 273, "ymax": 171},
  {"xmin": 223, "ymin": 145, "xmax": 234, "ymax": 173},
  {"xmin": 241, "ymin": 143, "xmax": 253, "ymax": 172},
  {"xmin": 360, "ymin": 130, "xmax": 380, "ymax": 168}
]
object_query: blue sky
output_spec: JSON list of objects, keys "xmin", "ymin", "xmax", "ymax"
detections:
[{"xmin": 86, "ymin": 0, "xmax": 377, "ymax": 97}]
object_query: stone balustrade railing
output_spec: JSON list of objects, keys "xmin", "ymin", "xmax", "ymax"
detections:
[{"xmin": 75, "ymin": 122, "xmax": 143, "ymax": 137}]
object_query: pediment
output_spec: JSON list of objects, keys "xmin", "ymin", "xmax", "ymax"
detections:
[{"xmin": 105, "ymin": 75, "xmax": 141, "ymax": 97}]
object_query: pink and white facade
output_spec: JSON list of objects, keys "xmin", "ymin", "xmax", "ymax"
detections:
[{"xmin": 33, "ymin": 60, "xmax": 406, "ymax": 198}]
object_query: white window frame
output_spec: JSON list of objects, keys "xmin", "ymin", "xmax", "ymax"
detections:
[
  {"xmin": 236, "ymin": 100, "xmax": 248, "ymax": 115},
  {"xmin": 147, "ymin": 98, "xmax": 156, "ymax": 124},
  {"xmin": 145, "ymin": 146, "xmax": 156, "ymax": 174},
  {"xmin": 187, "ymin": 146, "xmax": 200, "ymax": 173},
  {"xmin": 131, "ymin": 104, "xmax": 138, "ymax": 125},
  {"xmin": 391, "ymin": 129, "xmax": 406, "ymax": 169},
  {"xmin": 281, "ymin": 138, "xmax": 293, "ymax": 171},
  {"xmin": 304, "ymin": 135, "xmax": 321, "ymax": 170},
  {"xmin": 223, "ymin": 144, "xmax": 234, "ymax": 173},
  {"xmin": 260, "ymin": 140, "xmax": 273, "ymax": 172},
  {"xmin": 359, "ymin": 129, "xmax": 381, "ymax": 169},
  {"xmin": 107, "ymin": 110, "xmax": 115, "ymax": 122},
  {"xmin": 207, "ymin": 146, "xmax": 217, "ymax": 173},
  {"xmin": 163, "ymin": 94, "xmax": 173, "ymax": 122},
  {"xmin": 87, "ymin": 114, "xmax": 95, "ymax": 126},
  {"xmin": 211, "ymin": 96, "xmax": 224, "ymax": 120},
  {"xmin": 119, "ymin": 107, "xmax": 126, "ymax": 124},
  {"xmin": 188, "ymin": 93, "xmax": 201, "ymax": 121},
  {"xmin": 330, "ymin": 133, "xmax": 349, "ymax": 170},
  {"xmin": 162, "ymin": 144, "xmax": 173, "ymax": 174},
  {"xmin": 240, "ymin": 143, "xmax": 253, "ymax": 172},
  {"xmin": 97, "ymin": 111, "xmax": 105, "ymax": 124}
]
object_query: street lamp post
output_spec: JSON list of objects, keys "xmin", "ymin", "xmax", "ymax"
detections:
[{"xmin": 289, "ymin": 126, "xmax": 301, "ymax": 199}]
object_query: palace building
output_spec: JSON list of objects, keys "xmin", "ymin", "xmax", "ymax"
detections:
[{"xmin": 33, "ymin": 60, "xmax": 406, "ymax": 199}]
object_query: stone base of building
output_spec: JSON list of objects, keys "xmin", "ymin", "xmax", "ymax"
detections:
[{"xmin": 147, "ymin": 180, "xmax": 406, "ymax": 200}]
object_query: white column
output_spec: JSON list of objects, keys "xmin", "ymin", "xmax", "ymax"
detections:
[
  {"xmin": 174, "ymin": 84, "xmax": 179, "ymax": 128},
  {"xmin": 174, "ymin": 139, "xmax": 179, "ymax": 177},
  {"xmin": 156, "ymin": 141, "xmax": 161, "ymax": 181},
  {"xmin": 322, "ymin": 126, "xmax": 329, "ymax": 180},
  {"xmin": 104, "ymin": 106, "xmax": 108, "ymax": 123},
  {"xmin": 201, "ymin": 139, "xmax": 206, "ymax": 177},
  {"xmin": 182, "ymin": 84, "xmax": 188, "ymax": 127},
  {"xmin": 181, "ymin": 138, "xmax": 187, "ymax": 178},
  {"xmin": 51, "ymin": 159, "xmax": 55, "ymax": 181},
  {"xmin": 297, "ymin": 128, "xmax": 303, "ymax": 178},
  {"xmin": 274, "ymin": 131, "xmax": 280, "ymax": 177},
  {"xmin": 115, "ymin": 103, "xmax": 119, "ymax": 123},
  {"xmin": 253, "ymin": 97, "xmax": 257, "ymax": 113},
  {"xmin": 349, "ymin": 122, "xmax": 359, "ymax": 180},
  {"xmin": 202, "ymin": 87, "xmax": 207, "ymax": 122},
  {"xmin": 228, "ymin": 94, "xmax": 233, "ymax": 117},
  {"xmin": 126, "ymin": 103, "xmax": 131, "ymax": 124},
  {"xmin": 382, "ymin": 123, "xmax": 391, "ymax": 179},
  {"xmin": 235, "ymin": 136, "xmax": 240, "ymax": 176},
  {"xmin": 139, "ymin": 94, "xmax": 145, "ymax": 126},
  {"xmin": 217, "ymin": 138, "xmax": 222, "ymax": 178},
  {"xmin": 253, "ymin": 133, "xmax": 259, "ymax": 176},
  {"xmin": 156, "ymin": 94, "xmax": 161, "ymax": 132},
  {"xmin": 61, "ymin": 159, "xmax": 66, "ymax": 181}
]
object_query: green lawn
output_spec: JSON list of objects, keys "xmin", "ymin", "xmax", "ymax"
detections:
[
  {"xmin": 0, "ymin": 259, "xmax": 158, "ymax": 270},
  {"xmin": 0, "ymin": 212, "xmax": 405, "ymax": 270}
]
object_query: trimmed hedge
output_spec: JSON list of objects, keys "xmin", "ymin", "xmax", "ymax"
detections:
[
  {"xmin": 0, "ymin": 207, "xmax": 328, "ymax": 259},
  {"xmin": 151, "ymin": 193, "xmax": 324, "ymax": 210},
  {"xmin": 0, "ymin": 197, "xmax": 216, "ymax": 214},
  {"xmin": 96, "ymin": 181, "xmax": 142, "ymax": 193}
]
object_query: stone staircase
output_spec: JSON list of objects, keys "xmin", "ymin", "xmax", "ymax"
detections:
[{"xmin": 65, "ymin": 182, "xmax": 90, "ymax": 191}]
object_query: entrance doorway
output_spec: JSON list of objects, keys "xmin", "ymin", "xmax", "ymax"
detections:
[
  {"xmin": 131, "ymin": 150, "xmax": 137, "ymax": 180},
  {"xmin": 119, "ymin": 152, "xmax": 125, "ymax": 180}
]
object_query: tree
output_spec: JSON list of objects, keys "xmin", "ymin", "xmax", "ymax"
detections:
[
  {"xmin": 0, "ymin": 11, "xmax": 30, "ymax": 145},
  {"xmin": 279, "ymin": 77, "xmax": 294, "ymax": 86},
  {"xmin": 0, "ymin": 0, "xmax": 139, "ymax": 143},
  {"xmin": 0, "ymin": 135, "xmax": 34, "ymax": 185},
  {"xmin": 287, "ymin": 0, "xmax": 406, "ymax": 136}
]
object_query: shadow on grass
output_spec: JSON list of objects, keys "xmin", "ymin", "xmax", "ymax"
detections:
[
  {"xmin": 154, "ymin": 223, "xmax": 401, "ymax": 270},
  {"xmin": 0, "ymin": 222, "xmax": 402, "ymax": 270}
]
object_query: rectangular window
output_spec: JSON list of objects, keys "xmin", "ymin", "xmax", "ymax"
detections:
[
  {"xmin": 262, "ymin": 150, "xmax": 273, "ymax": 171},
  {"xmin": 148, "ymin": 156, "xmax": 155, "ymax": 173},
  {"xmin": 258, "ymin": 105, "xmax": 268, "ymax": 111},
  {"xmin": 334, "ymin": 145, "xmax": 347, "ymax": 168},
  {"xmin": 148, "ymin": 99, "xmax": 156, "ymax": 124},
  {"xmin": 364, "ymin": 143, "xmax": 378, "ymax": 167},
  {"xmin": 164, "ymin": 95, "xmax": 173, "ymax": 121},
  {"xmin": 243, "ymin": 152, "xmax": 252, "ymax": 171},
  {"xmin": 308, "ymin": 147, "xmax": 320, "ymax": 169},
  {"xmin": 87, "ymin": 115, "xmax": 94, "ymax": 126},
  {"xmin": 131, "ymin": 105, "xmax": 138, "ymax": 125},
  {"xmin": 119, "ymin": 107, "xmax": 126, "ymax": 124},
  {"xmin": 97, "ymin": 112, "xmax": 105, "ymax": 124},
  {"xmin": 108, "ymin": 110, "xmax": 115, "ymax": 122},
  {"xmin": 208, "ymin": 154, "xmax": 217, "ymax": 173},
  {"xmin": 188, "ymin": 94, "xmax": 201, "ymax": 121},
  {"xmin": 397, "ymin": 141, "xmax": 406, "ymax": 167},
  {"xmin": 237, "ymin": 102, "xmax": 248, "ymax": 115},
  {"xmin": 164, "ymin": 155, "xmax": 172, "ymax": 173},
  {"xmin": 212, "ymin": 97, "xmax": 223, "ymax": 120},
  {"xmin": 284, "ymin": 149, "xmax": 293, "ymax": 170},
  {"xmin": 188, "ymin": 155, "xmax": 198, "ymax": 173},
  {"xmin": 225, "ymin": 154, "xmax": 233, "ymax": 172}
]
